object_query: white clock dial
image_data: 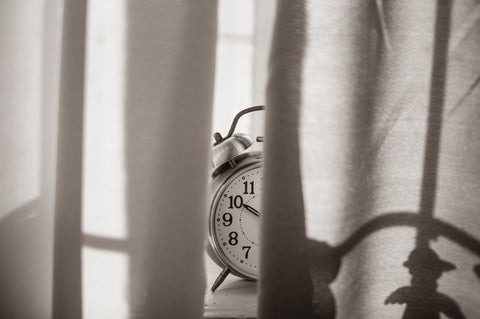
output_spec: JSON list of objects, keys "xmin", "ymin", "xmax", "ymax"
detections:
[{"xmin": 212, "ymin": 165, "xmax": 262, "ymax": 278}]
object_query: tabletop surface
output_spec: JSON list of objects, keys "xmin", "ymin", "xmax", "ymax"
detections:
[{"xmin": 204, "ymin": 256, "xmax": 257, "ymax": 319}]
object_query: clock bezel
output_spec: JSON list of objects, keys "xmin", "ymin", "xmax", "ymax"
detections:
[{"xmin": 208, "ymin": 153, "xmax": 262, "ymax": 280}]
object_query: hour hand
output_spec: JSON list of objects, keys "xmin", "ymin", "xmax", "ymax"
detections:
[{"xmin": 243, "ymin": 204, "xmax": 260, "ymax": 217}]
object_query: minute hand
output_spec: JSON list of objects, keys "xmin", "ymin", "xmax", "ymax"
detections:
[{"xmin": 243, "ymin": 204, "xmax": 260, "ymax": 217}]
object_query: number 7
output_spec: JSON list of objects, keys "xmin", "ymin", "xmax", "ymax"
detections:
[{"xmin": 242, "ymin": 246, "xmax": 251, "ymax": 259}]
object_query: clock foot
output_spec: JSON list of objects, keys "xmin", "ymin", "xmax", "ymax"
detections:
[{"xmin": 211, "ymin": 267, "xmax": 231, "ymax": 292}]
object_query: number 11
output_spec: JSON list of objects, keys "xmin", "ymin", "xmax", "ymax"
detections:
[{"xmin": 243, "ymin": 181, "xmax": 254, "ymax": 194}]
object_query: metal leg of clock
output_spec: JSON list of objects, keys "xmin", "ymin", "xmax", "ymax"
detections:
[{"xmin": 211, "ymin": 267, "xmax": 231, "ymax": 292}]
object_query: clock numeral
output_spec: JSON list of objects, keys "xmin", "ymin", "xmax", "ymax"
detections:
[
  {"xmin": 243, "ymin": 181, "xmax": 255, "ymax": 194},
  {"xmin": 222, "ymin": 213, "xmax": 232, "ymax": 226},
  {"xmin": 242, "ymin": 246, "xmax": 251, "ymax": 259},
  {"xmin": 228, "ymin": 231, "xmax": 238, "ymax": 245},
  {"xmin": 228, "ymin": 195, "xmax": 243, "ymax": 209}
]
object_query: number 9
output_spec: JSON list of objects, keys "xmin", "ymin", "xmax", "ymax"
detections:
[{"xmin": 223, "ymin": 213, "xmax": 232, "ymax": 226}]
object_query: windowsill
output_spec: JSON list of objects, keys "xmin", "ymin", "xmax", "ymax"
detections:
[{"xmin": 204, "ymin": 256, "xmax": 257, "ymax": 318}]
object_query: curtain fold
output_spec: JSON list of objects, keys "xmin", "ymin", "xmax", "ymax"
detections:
[
  {"xmin": 53, "ymin": 0, "xmax": 87, "ymax": 317},
  {"xmin": 124, "ymin": 1, "xmax": 217, "ymax": 318},
  {"xmin": 259, "ymin": 1, "xmax": 313, "ymax": 318}
]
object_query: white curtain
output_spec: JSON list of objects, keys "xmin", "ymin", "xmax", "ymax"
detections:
[
  {"xmin": 261, "ymin": 0, "xmax": 480, "ymax": 318},
  {"xmin": 1, "ymin": 0, "xmax": 217, "ymax": 318},
  {"xmin": 1, "ymin": 0, "xmax": 479, "ymax": 318},
  {"xmin": 0, "ymin": 0, "xmax": 60, "ymax": 317}
]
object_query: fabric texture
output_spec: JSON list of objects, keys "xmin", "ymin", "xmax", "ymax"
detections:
[{"xmin": 260, "ymin": 0, "xmax": 480, "ymax": 318}]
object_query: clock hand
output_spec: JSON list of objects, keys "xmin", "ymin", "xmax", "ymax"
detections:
[{"xmin": 243, "ymin": 204, "xmax": 260, "ymax": 217}]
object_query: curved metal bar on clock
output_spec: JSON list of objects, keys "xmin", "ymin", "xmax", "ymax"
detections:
[{"xmin": 225, "ymin": 105, "xmax": 265, "ymax": 139}]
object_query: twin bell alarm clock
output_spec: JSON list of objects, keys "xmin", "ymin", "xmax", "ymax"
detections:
[{"xmin": 206, "ymin": 106, "xmax": 264, "ymax": 292}]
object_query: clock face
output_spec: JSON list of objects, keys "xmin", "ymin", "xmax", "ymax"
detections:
[{"xmin": 211, "ymin": 164, "xmax": 262, "ymax": 279}]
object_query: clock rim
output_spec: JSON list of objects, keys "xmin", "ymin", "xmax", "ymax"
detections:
[{"xmin": 208, "ymin": 155, "xmax": 262, "ymax": 280}]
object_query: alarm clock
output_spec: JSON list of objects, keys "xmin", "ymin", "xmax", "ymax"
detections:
[{"xmin": 207, "ymin": 106, "xmax": 265, "ymax": 292}]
